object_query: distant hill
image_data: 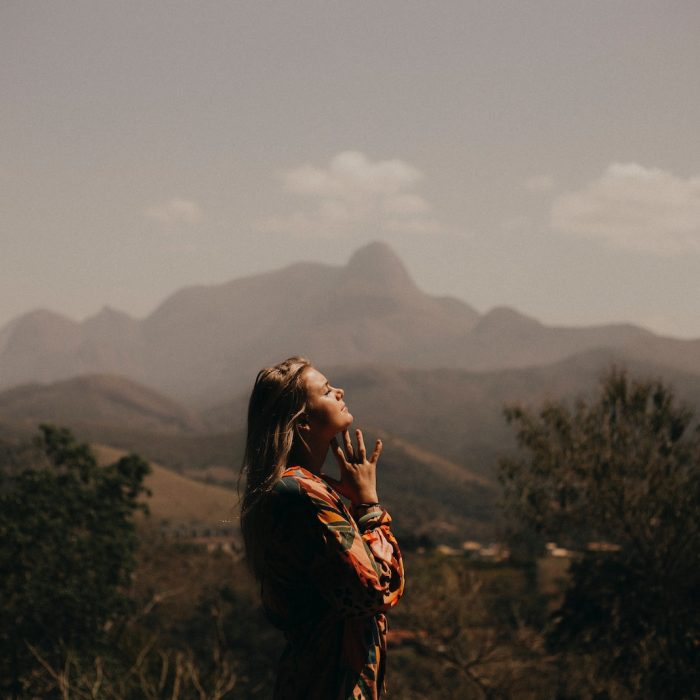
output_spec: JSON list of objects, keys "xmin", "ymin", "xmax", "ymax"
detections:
[
  {"xmin": 206, "ymin": 348, "xmax": 700, "ymax": 478},
  {"xmin": 4, "ymin": 349, "xmax": 700, "ymax": 544},
  {"xmin": 0, "ymin": 365, "xmax": 496, "ymax": 533},
  {"xmin": 92, "ymin": 444, "xmax": 238, "ymax": 535},
  {"xmin": 86, "ymin": 434, "xmax": 497, "ymax": 544},
  {"xmin": 3, "ymin": 241, "xmax": 698, "ymax": 404},
  {"xmin": 85, "ymin": 428, "xmax": 499, "ymax": 542},
  {"xmin": 329, "ymin": 349, "xmax": 700, "ymax": 473},
  {"xmin": 0, "ymin": 374, "xmax": 205, "ymax": 433}
]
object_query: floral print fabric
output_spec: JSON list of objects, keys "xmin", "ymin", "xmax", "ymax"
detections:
[{"xmin": 260, "ymin": 466, "xmax": 404, "ymax": 699}]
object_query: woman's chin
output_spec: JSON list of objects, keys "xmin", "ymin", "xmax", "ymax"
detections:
[{"xmin": 336, "ymin": 415, "xmax": 353, "ymax": 432}]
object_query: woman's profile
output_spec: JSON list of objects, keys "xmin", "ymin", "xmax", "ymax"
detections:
[{"xmin": 240, "ymin": 356, "xmax": 404, "ymax": 699}]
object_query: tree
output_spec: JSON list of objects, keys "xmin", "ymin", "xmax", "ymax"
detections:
[
  {"xmin": 499, "ymin": 368, "xmax": 700, "ymax": 698},
  {"xmin": 0, "ymin": 425, "xmax": 150, "ymax": 696}
]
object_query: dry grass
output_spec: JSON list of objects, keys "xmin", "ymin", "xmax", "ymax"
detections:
[{"xmin": 92, "ymin": 444, "xmax": 239, "ymax": 531}]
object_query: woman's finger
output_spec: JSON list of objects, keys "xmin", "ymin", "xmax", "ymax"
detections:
[
  {"xmin": 356, "ymin": 429, "xmax": 366, "ymax": 461},
  {"xmin": 370, "ymin": 438, "xmax": 382, "ymax": 464},
  {"xmin": 331, "ymin": 439, "xmax": 348, "ymax": 468},
  {"xmin": 343, "ymin": 429, "xmax": 354, "ymax": 460}
]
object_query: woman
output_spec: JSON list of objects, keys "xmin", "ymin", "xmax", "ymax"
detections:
[{"xmin": 240, "ymin": 356, "xmax": 404, "ymax": 700}]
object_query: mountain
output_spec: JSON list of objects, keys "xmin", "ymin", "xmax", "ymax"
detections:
[
  {"xmin": 0, "ymin": 374, "xmax": 204, "ymax": 433},
  {"xmin": 1, "ymin": 241, "xmax": 699, "ymax": 404},
  {"xmin": 456, "ymin": 308, "xmax": 652, "ymax": 370}
]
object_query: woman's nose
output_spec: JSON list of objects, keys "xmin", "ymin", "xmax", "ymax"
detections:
[{"xmin": 336, "ymin": 387, "xmax": 344, "ymax": 398}]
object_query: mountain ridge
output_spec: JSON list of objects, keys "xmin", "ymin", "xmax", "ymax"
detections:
[
  {"xmin": 0, "ymin": 374, "xmax": 204, "ymax": 434},
  {"xmin": 1, "ymin": 241, "xmax": 698, "ymax": 403}
]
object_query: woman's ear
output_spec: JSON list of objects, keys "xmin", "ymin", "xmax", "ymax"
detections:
[{"xmin": 296, "ymin": 415, "xmax": 310, "ymax": 433}]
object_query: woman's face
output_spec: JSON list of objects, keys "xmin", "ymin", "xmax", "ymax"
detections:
[{"xmin": 301, "ymin": 367, "xmax": 353, "ymax": 439}]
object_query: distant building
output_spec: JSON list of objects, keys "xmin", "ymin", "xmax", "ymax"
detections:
[
  {"xmin": 189, "ymin": 535, "xmax": 242, "ymax": 558},
  {"xmin": 478, "ymin": 543, "xmax": 510, "ymax": 561},
  {"xmin": 461, "ymin": 540, "xmax": 482, "ymax": 552},
  {"xmin": 586, "ymin": 541, "xmax": 621, "ymax": 552},
  {"xmin": 545, "ymin": 542, "xmax": 574, "ymax": 558},
  {"xmin": 436, "ymin": 544, "xmax": 462, "ymax": 557}
]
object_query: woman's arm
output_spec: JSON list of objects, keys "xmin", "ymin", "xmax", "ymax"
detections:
[{"xmin": 276, "ymin": 467, "xmax": 404, "ymax": 619}]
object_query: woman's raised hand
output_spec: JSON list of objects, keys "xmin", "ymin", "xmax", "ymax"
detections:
[{"xmin": 323, "ymin": 429, "xmax": 382, "ymax": 505}]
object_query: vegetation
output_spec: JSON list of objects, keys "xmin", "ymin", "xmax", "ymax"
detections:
[
  {"xmin": 500, "ymin": 368, "xmax": 700, "ymax": 698},
  {"xmin": 388, "ymin": 552, "xmax": 554, "ymax": 699},
  {"xmin": 0, "ymin": 427, "xmax": 276, "ymax": 699},
  {"xmin": 4, "ymin": 367, "xmax": 699, "ymax": 698},
  {"xmin": 7, "ymin": 530, "xmax": 279, "ymax": 699},
  {"xmin": 0, "ymin": 426, "xmax": 150, "ymax": 697}
]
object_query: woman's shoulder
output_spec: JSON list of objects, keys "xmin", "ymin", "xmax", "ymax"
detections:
[
  {"xmin": 275, "ymin": 465, "xmax": 316, "ymax": 486},
  {"xmin": 273, "ymin": 466, "xmax": 343, "ymax": 509}
]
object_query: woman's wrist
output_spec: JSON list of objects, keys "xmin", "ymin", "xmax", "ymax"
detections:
[
  {"xmin": 351, "ymin": 491, "xmax": 378, "ymax": 506},
  {"xmin": 352, "ymin": 500, "xmax": 382, "ymax": 518}
]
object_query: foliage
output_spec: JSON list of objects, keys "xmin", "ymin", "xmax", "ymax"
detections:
[
  {"xmin": 10, "ymin": 521, "xmax": 282, "ymax": 699},
  {"xmin": 499, "ymin": 368, "xmax": 700, "ymax": 697},
  {"xmin": 388, "ymin": 553, "xmax": 554, "ymax": 699},
  {"xmin": 0, "ymin": 425, "xmax": 150, "ymax": 696},
  {"xmin": 19, "ymin": 638, "xmax": 239, "ymax": 700}
]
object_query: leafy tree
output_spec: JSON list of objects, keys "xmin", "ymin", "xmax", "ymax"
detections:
[
  {"xmin": 0, "ymin": 425, "xmax": 150, "ymax": 696},
  {"xmin": 499, "ymin": 368, "xmax": 700, "ymax": 698}
]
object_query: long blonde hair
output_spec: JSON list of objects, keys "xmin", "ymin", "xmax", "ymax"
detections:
[{"xmin": 240, "ymin": 356, "xmax": 311, "ymax": 578}]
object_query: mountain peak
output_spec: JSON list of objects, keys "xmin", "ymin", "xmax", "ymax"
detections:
[
  {"xmin": 83, "ymin": 305, "xmax": 137, "ymax": 330},
  {"xmin": 343, "ymin": 241, "xmax": 419, "ymax": 295},
  {"xmin": 473, "ymin": 306, "xmax": 542, "ymax": 334}
]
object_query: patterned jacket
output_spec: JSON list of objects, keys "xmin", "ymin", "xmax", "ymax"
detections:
[{"xmin": 259, "ymin": 465, "xmax": 405, "ymax": 699}]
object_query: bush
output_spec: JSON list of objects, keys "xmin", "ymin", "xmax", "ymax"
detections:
[
  {"xmin": 499, "ymin": 368, "xmax": 700, "ymax": 697},
  {"xmin": 0, "ymin": 425, "xmax": 150, "ymax": 696}
]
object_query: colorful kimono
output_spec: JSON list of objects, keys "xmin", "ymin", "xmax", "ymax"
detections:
[{"xmin": 259, "ymin": 466, "xmax": 405, "ymax": 700}]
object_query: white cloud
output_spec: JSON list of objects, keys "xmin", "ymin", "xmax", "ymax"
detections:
[
  {"xmin": 523, "ymin": 175, "xmax": 555, "ymax": 193},
  {"xmin": 145, "ymin": 198, "xmax": 202, "ymax": 226},
  {"xmin": 284, "ymin": 151, "xmax": 422, "ymax": 198},
  {"xmin": 259, "ymin": 151, "xmax": 441, "ymax": 237},
  {"xmin": 551, "ymin": 163, "xmax": 700, "ymax": 254}
]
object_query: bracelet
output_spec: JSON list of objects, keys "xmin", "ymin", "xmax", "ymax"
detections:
[
  {"xmin": 357, "ymin": 510, "xmax": 383, "ymax": 527},
  {"xmin": 354, "ymin": 501, "xmax": 380, "ymax": 509}
]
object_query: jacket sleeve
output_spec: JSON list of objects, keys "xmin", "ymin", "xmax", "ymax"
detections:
[{"xmin": 276, "ymin": 471, "xmax": 405, "ymax": 619}]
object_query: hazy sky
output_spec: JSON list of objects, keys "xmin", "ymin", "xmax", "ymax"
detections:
[{"xmin": 3, "ymin": 1, "xmax": 699, "ymax": 337}]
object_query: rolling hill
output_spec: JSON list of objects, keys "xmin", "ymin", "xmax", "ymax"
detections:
[
  {"xmin": 0, "ymin": 374, "xmax": 204, "ymax": 433},
  {"xmin": 4, "ymin": 347, "xmax": 700, "ymax": 543},
  {"xmin": 205, "ymin": 348, "xmax": 700, "ymax": 477},
  {"xmin": 92, "ymin": 444, "xmax": 239, "ymax": 536}
]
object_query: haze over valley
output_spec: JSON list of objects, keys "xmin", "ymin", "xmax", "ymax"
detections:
[{"xmin": 2, "ymin": 242, "xmax": 699, "ymax": 542}]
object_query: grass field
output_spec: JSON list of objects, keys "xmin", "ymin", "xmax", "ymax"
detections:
[{"xmin": 92, "ymin": 443, "xmax": 239, "ymax": 535}]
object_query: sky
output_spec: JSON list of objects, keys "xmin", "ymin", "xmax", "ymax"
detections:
[{"xmin": 2, "ymin": 1, "xmax": 700, "ymax": 338}]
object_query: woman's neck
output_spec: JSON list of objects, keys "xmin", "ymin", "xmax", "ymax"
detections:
[{"xmin": 290, "ymin": 436, "xmax": 329, "ymax": 476}]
